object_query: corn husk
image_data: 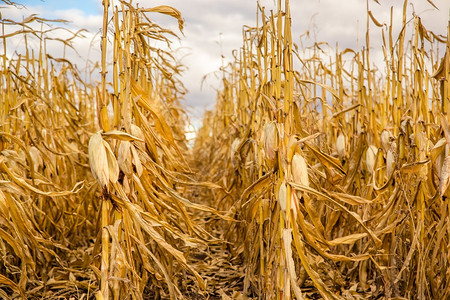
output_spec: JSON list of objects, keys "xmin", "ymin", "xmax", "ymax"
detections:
[
  {"xmin": 386, "ymin": 149, "xmax": 395, "ymax": 178},
  {"xmin": 279, "ymin": 181, "xmax": 287, "ymax": 213},
  {"xmin": 336, "ymin": 133, "xmax": 346, "ymax": 159},
  {"xmin": 88, "ymin": 132, "xmax": 119, "ymax": 189},
  {"xmin": 29, "ymin": 146, "xmax": 43, "ymax": 172},
  {"xmin": 131, "ymin": 124, "xmax": 146, "ymax": 149},
  {"xmin": 89, "ymin": 132, "xmax": 110, "ymax": 189},
  {"xmin": 264, "ymin": 122, "xmax": 278, "ymax": 165},
  {"xmin": 118, "ymin": 141, "xmax": 133, "ymax": 176},
  {"xmin": 102, "ymin": 139, "xmax": 119, "ymax": 184},
  {"xmin": 230, "ymin": 138, "xmax": 240, "ymax": 167},
  {"xmin": 292, "ymin": 153, "xmax": 309, "ymax": 187},
  {"xmin": 439, "ymin": 155, "xmax": 450, "ymax": 196},
  {"xmin": 381, "ymin": 130, "xmax": 392, "ymax": 152},
  {"xmin": 366, "ymin": 145, "xmax": 378, "ymax": 174}
]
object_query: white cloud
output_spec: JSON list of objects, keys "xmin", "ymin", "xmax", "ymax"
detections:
[{"xmin": 2, "ymin": 0, "xmax": 448, "ymax": 119}]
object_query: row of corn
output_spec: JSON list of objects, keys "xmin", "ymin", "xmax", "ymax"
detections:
[
  {"xmin": 193, "ymin": 0, "xmax": 449, "ymax": 298},
  {"xmin": 0, "ymin": 0, "xmax": 211, "ymax": 299}
]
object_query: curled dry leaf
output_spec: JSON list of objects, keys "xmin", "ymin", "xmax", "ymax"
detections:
[
  {"xmin": 143, "ymin": 5, "xmax": 184, "ymax": 32},
  {"xmin": 102, "ymin": 130, "xmax": 145, "ymax": 142}
]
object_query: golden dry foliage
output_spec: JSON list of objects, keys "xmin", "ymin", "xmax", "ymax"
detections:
[
  {"xmin": 193, "ymin": 0, "xmax": 450, "ymax": 299},
  {"xmin": 0, "ymin": 0, "xmax": 450, "ymax": 299},
  {"xmin": 0, "ymin": 0, "xmax": 212, "ymax": 299}
]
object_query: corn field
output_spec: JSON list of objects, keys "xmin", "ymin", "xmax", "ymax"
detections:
[{"xmin": 0, "ymin": 0, "xmax": 449, "ymax": 299}]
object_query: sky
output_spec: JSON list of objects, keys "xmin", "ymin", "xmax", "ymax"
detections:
[{"xmin": 2, "ymin": 0, "xmax": 449, "ymax": 126}]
